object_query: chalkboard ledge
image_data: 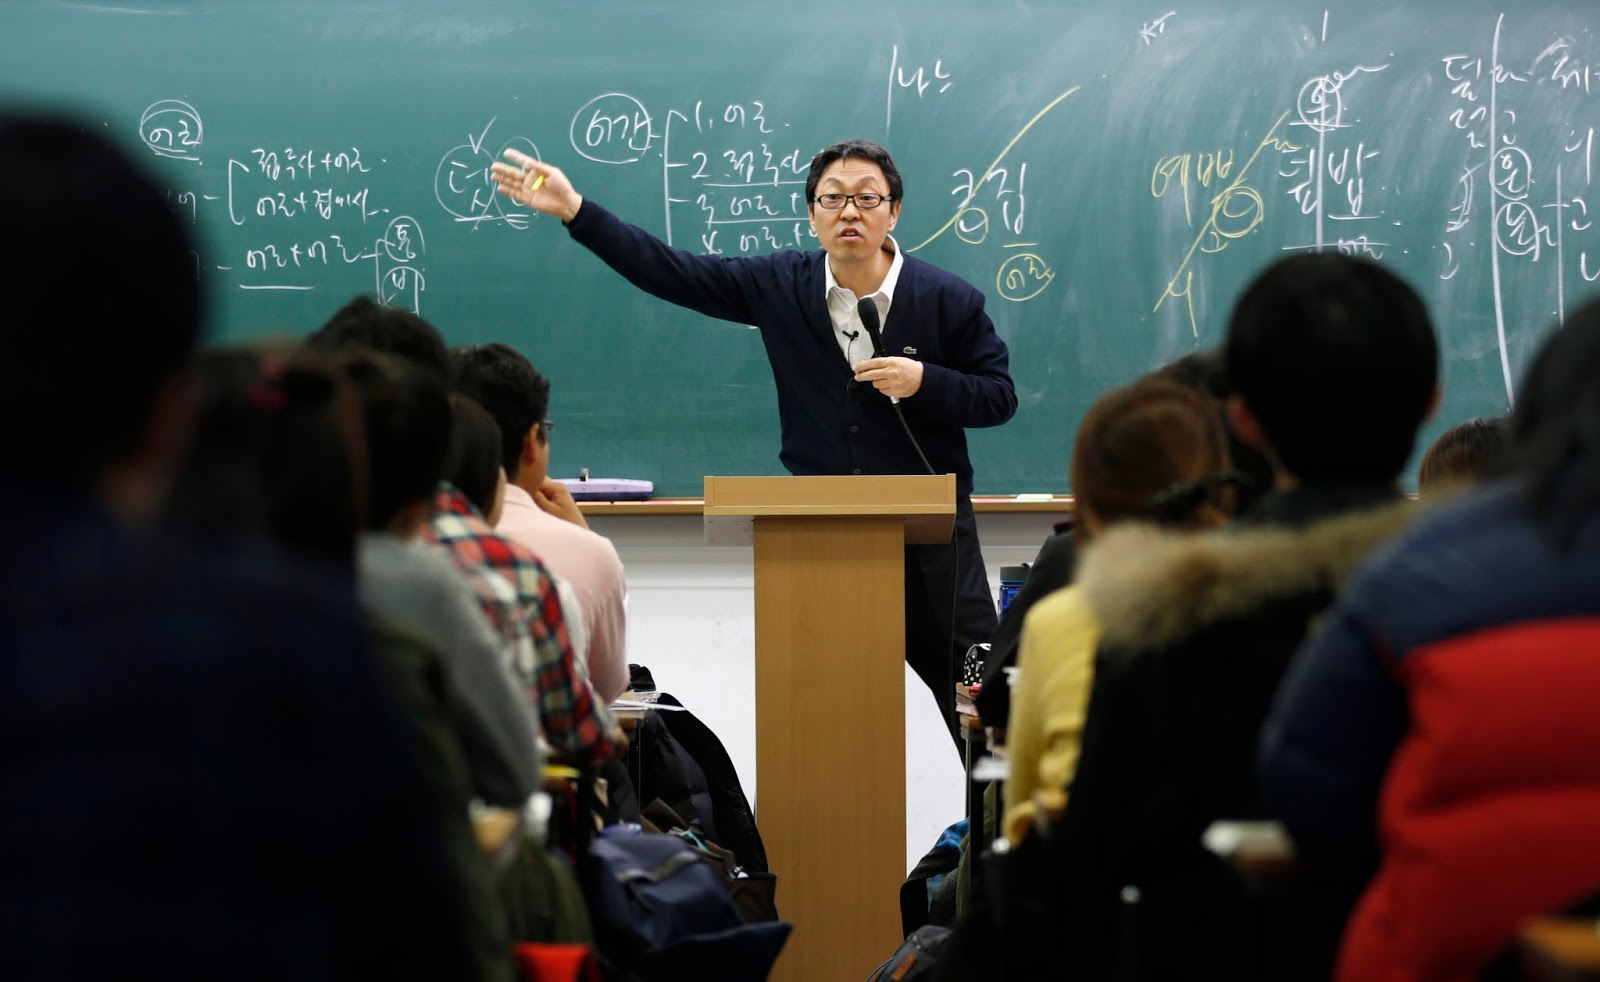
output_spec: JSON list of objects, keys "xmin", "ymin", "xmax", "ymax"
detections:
[{"xmin": 576, "ymin": 496, "xmax": 1074, "ymax": 517}]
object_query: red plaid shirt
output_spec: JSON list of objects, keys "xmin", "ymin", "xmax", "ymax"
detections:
[{"xmin": 423, "ymin": 484, "xmax": 615, "ymax": 766}]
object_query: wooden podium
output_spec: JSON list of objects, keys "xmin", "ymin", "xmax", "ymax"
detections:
[{"xmin": 704, "ymin": 474, "xmax": 957, "ymax": 982}]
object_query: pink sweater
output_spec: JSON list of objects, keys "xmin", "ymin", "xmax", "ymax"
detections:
[{"xmin": 494, "ymin": 484, "xmax": 629, "ymax": 702}]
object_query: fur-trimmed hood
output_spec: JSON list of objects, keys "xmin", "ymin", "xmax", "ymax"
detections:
[{"xmin": 1078, "ymin": 501, "xmax": 1418, "ymax": 652}]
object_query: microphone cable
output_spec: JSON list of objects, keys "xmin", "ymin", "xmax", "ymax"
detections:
[
  {"xmin": 857, "ymin": 298, "xmax": 935, "ymax": 475},
  {"xmin": 857, "ymin": 297, "xmax": 967, "ymax": 752}
]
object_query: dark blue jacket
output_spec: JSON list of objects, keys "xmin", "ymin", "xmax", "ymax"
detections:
[
  {"xmin": 1261, "ymin": 478, "xmax": 1600, "ymax": 867},
  {"xmin": 566, "ymin": 200, "xmax": 1017, "ymax": 500},
  {"xmin": 1261, "ymin": 478, "xmax": 1600, "ymax": 980},
  {"xmin": 0, "ymin": 490, "xmax": 507, "ymax": 980}
]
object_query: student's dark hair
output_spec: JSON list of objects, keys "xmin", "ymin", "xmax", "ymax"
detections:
[
  {"xmin": 1152, "ymin": 348, "xmax": 1229, "ymax": 400},
  {"xmin": 0, "ymin": 112, "xmax": 203, "ymax": 484},
  {"xmin": 1225, "ymin": 254, "xmax": 1437, "ymax": 484},
  {"xmin": 1152, "ymin": 347, "xmax": 1276, "ymax": 514},
  {"xmin": 1070, "ymin": 379, "xmax": 1236, "ymax": 532},
  {"xmin": 804, "ymin": 139, "xmax": 904, "ymax": 207},
  {"xmin": 341, "ymin": 350, "xmax": 452, "ymax": 531},
  {"xmin": 446, "ymin": 395, "xmax": 504, "ymax": 516},
  {"xmin": 452, "ymin": 343, "xmax": 551, "ymax": 483},
  {"xmin": 308, "ymin": 296, "xmax": 453, "ymax": 382},
  {"xmin": 1418, "ymin": 416, "xmax": 1510, "ymax": 493},
  {"xmin": 166, "ymin": 345, "xmax": 366, "ymax": 571},
  {"xmin": 1510, "ymin": 299, "xmax": 1600, "ymax": 545}
]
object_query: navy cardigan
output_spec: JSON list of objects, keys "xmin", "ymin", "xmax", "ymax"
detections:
[{"xmin": 566, "ymin": 200, "xmax": 1017, "ymax": 501}]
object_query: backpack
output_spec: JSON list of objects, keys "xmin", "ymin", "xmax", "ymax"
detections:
[
  {"xmin": 865, "ymin": 926, "xmax": 952, "ymax": 981},
  {"xmin": 631, "ymin": 710, "xmax": 718, "ymax": 843},
  {"xmin": 654, "ymin": 692, "xmax": 768, "ymax": 874},
  {"xmin": 641, "ymin": 799, "xmax": 780, "ymax": 925},
  {"xmin": 630, "ymin": 664, "xmax": 770, "ymax": 874},
  {"xmin": 580, "ymin": 833, "xmax": 790, "ymax": 980},
  {"xmin": 900, "ymin": 819, "xmax": 967, "ymax": 935}
]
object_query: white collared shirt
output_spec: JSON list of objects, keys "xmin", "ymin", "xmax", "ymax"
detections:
[{"xmin": 825, "ymin": 235, "xmax": 904, "ymax": 366}]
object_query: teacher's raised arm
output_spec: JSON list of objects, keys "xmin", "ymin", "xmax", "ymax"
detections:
[
  {"xmin": 493, "ymin": 139, "xmax": 1017, "ymax": 755},
  {"xmin": 491, "ymin": 150, "xmax": 583, "ymax": 224}
]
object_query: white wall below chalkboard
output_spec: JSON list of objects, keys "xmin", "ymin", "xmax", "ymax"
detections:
[{"xmin": 589, "ymin": 511, "xmax": 1043, "ymax": 874}]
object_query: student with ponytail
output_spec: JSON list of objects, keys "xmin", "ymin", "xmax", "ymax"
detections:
[{"xmin": 1003, "ymin": 379, "xmax": 1237, "ymax": 844}]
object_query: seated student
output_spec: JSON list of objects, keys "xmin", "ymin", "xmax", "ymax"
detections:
[
  {"xmin": 309, "ymin": 298, "xmax": 613, "ymax": 752},
  {"xmin": 313, "ymin": 310, "xmax": 542, "ymax": 706},
  {"xmin": 1004, "ymin": 379, "xmax": 1236, "ymax": 845},
  {"xmin": 973, "ymin": 254, "xmax": 1438, "ymax": 982},
  {"xmin": 454, "ymin": 342, "xmax": 632, "ymax": 704},
  {"xmin": 165, "ymin": 345, "xmax": 364, "ymax": 566},
  {"xmin": 1417, "ymin": 415, "xmax": 1509, "ymax": 494},
  {"xmin": 342, "ymin": 350, "xmax": 544, "ymax": 808},
  {"xmin": 976, "ymin": 347, "xmax": 1276, "ymax": 732},
  {"xmin": 309, "ymin": 301, "xmax": 590, "ymax": 659},
  {"xmin": 430, "ymin": 395, "xmax": 622, "ymax": 767},
  {"xmin": 1153, "ymin": 346, "xmax": 1277, "ymax": 510},
  {"xmin": 165, "ymin": 344, "xmax": 515, "ymax": 979},
  {"xmin": 311, "ymin": 294, "xmax": 455, "ymax": 377},
  {"xmin": 972, "ymin": 522, "xmax": 1075, "ymax": 730},
  {"xmin": 0, "ymin": 113, "xmax": 495, "ymax": 979},
  {"xmin": 1261, "ymin": 302, "xmax": 1600, "ymax": 982}
]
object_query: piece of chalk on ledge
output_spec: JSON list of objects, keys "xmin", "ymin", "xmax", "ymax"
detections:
[{"xmin": 1013, "ymin": 493, "xmax": 1056, "ymax": 502}]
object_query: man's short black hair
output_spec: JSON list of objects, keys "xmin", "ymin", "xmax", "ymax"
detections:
[
  {"xmin": 452, "ymin": 343, "xmax": 550, "ymax": 483},
  {"xmin": 804, "ymin": 139, "xmax": 904, "ymax": 207},
  {"xmin": 340, "ymin": 350, "xmax": 452, "ymax": 531},
  {"xmin": 1150, "ymin": 347, "xmax": 1275, "ymax": 514},
  {"xmin": 446, "ymin": 395, "xmax": 504, "ymax": 517},
  {"xmin": 1225, "ymin": 254, "xmax": 1438, "ymax": 484},
  {"xmin": 0, "ymin": 112, "xmax": 203, "ymax": 484},
  {"xmin": 308, "ymin": 296, "xmax": 452, "ymax": 382}
]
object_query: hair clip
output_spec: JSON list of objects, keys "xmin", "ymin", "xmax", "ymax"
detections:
[{"xmin": 1145, "ymin": 469, "xmax": 1250, "ymax": 518}]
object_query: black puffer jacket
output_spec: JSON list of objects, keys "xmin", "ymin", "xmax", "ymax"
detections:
[
  {"xmin": 628, "ymin": 666, "xmax": 768, "ymax": 874},
  {"xmin": 941, "ymin": 486, "xmax": 1413, "ymax": 982},
  {"xmin": 1036, "ymin": 487, "xmax": 1410, "ymax": 981}
]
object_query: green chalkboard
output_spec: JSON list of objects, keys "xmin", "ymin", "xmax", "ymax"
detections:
[{"xmin": 3, "ymin": 0, "xmax": 1595, "ymax": 493}]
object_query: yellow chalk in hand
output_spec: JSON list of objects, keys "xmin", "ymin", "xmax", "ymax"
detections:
[{"xmin": 529, "ymin": 173, "xmax": 545, "ymax": 194}]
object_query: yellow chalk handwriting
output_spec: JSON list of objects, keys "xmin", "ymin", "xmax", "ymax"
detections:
[
  {"xmin": 908, "ymin": 86, "xmax": 1081, "ymax": 254},
  {"xmin": 1155, "ymin": 112, "xmax": 1301, "ymax": 336},
  {"xmin": 996, "ymin": 251, "xmax": 1056, "ymax": 302},
  {"xmin": 1151, "ymin": 149, "xmax": 1236, "ymax": 228}
]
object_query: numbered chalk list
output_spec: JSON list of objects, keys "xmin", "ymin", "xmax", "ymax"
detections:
[{"xmin": 2, "ymin": 0, "xmax": 1597, "ymax": 493}]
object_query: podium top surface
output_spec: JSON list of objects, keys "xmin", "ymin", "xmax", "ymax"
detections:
[{"xmin": 702, "ymin": 474, "xmax": 957, "ymax": 545}]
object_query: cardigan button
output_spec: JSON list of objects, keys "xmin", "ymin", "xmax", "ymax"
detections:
[
  {"xmin": 849, "ymin": 425, "xmax": 859, "ymax": 433},
  {"xmin": 853, "ymin": 468, "xmax": 862, "ymax": 475}
]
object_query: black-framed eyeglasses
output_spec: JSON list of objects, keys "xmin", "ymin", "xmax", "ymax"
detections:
[
  {"xmin": 537, "ymin": 420, "xmax": 555, "ymax": 440},
  {"xmin": 813, "ymin": 193, "xmax": 894, "ymax": 210}
]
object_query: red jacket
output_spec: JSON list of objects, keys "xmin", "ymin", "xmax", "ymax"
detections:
[
  {"xmin": 1341, "ymin": 619, "xmax": 1600, "ymax": 981},
  {"xmin": 1263, "ymin": 481, "xmax": 1600, "ymax": 981}
]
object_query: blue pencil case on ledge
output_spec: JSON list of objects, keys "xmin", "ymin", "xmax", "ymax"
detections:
[{"xmin": 556, "ymin": 477, "xmax": 655, "ymax": 501}]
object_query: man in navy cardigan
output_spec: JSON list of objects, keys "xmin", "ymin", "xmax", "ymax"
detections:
[{"xmin": 492, "ymin": 140, "xmax": 1017, "ymax": 751}]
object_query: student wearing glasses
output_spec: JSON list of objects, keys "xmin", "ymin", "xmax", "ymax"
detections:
[
  {"xmin": 454, "ymin": 342, "xmax": 633, "ymax": 706},
  {"xmin": 491, "ymin": 140, "xmax": 1017, "ymax": 751}
]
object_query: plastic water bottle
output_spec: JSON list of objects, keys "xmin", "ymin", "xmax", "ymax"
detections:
[{"xmin": 999, "ymin": 564, "xmax": 1030, "ymax": 615}]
